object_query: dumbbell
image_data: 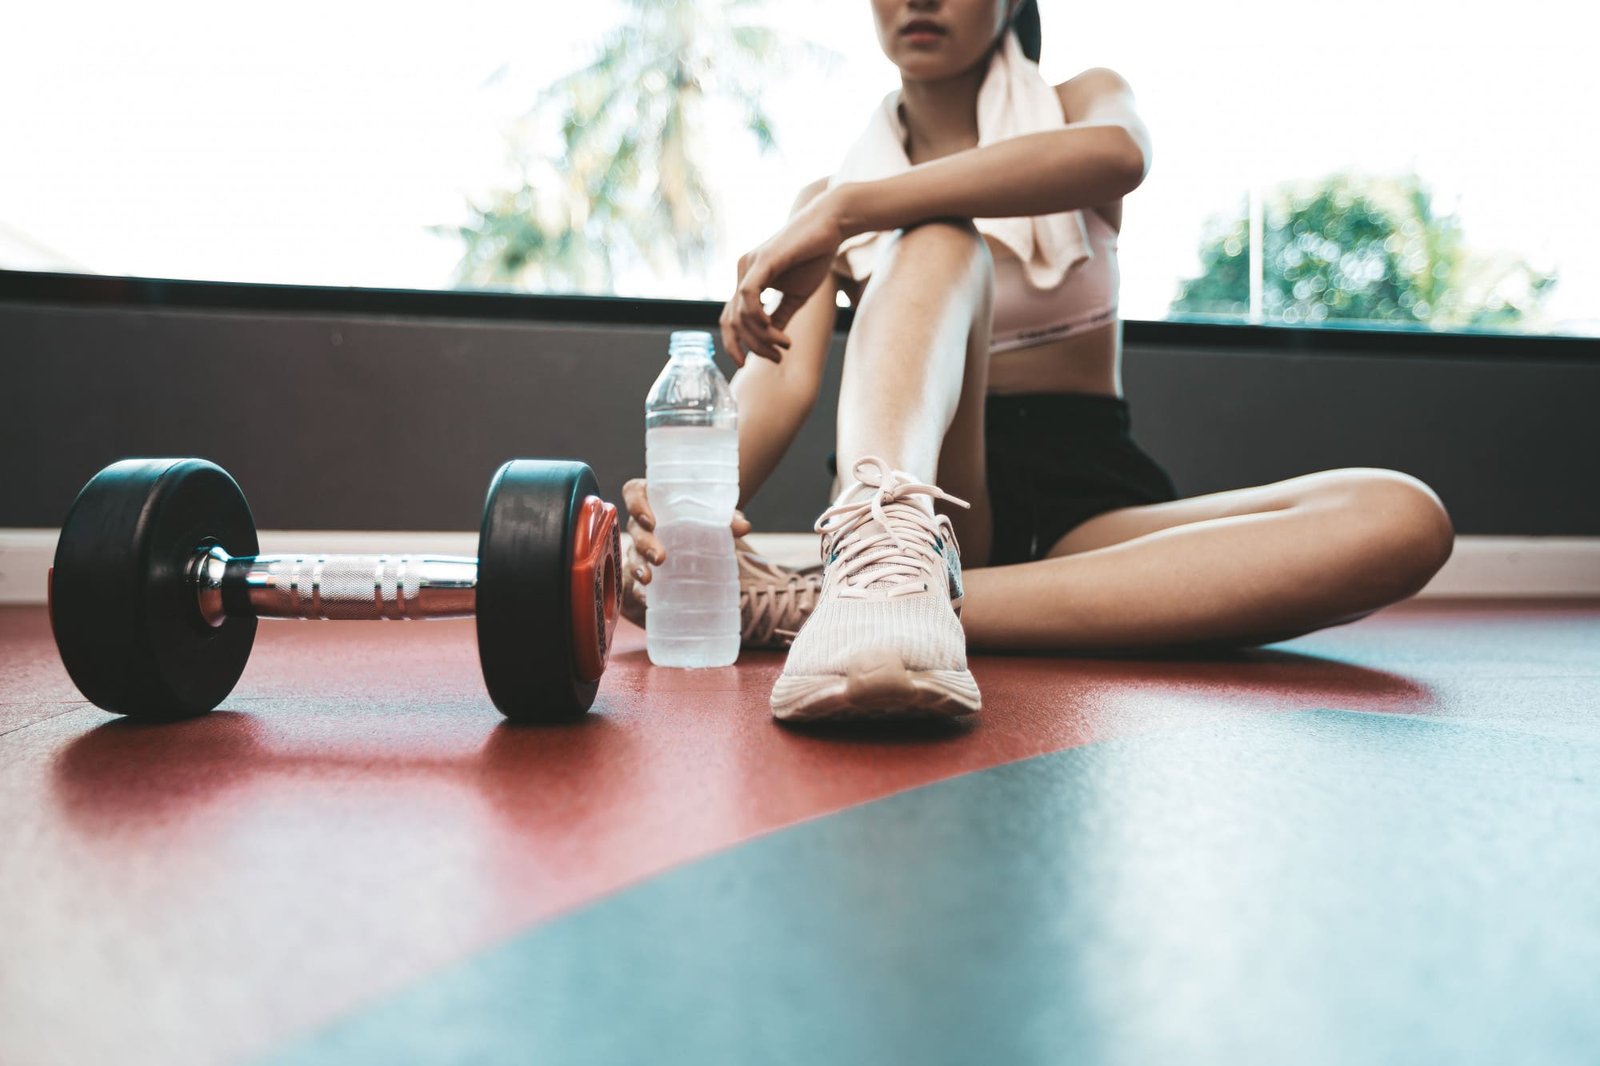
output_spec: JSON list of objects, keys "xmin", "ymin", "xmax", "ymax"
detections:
[{"xmin": 49, "ymin": 458, "xmax": 621, "ymax": 722}]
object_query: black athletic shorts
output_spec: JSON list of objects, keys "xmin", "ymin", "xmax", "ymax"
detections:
[
  {"xmin": 824, "ymin": 392, "xmax": 1179, "ymax": 567},
  {"xmin": 983, "ymin": 392, "xmax": 1179, "ymax": 566}
]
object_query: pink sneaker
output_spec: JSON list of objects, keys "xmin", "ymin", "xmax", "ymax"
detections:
[{"xmin": 770, "ymin": 457, "xmax": 980, "ymax": 722}]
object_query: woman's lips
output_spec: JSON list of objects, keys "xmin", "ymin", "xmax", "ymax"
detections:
[{"xmin": 900, "ymin": 22, "xmax": 947, "ymax": 45}]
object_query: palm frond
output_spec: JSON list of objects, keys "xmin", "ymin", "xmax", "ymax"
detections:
[{"xmin": 451, "ymin": 0, "xmax": 831, "ymax": 293}]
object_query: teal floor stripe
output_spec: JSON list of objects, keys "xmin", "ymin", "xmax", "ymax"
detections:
[{"xmin": 268, "ymin": 711, "xmax": 1600, "ymax": 1066}]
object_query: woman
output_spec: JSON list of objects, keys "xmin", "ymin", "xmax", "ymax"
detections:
[{"xmin": 624, "ymin": 0, "xmax": 1454, "ymax": 723}]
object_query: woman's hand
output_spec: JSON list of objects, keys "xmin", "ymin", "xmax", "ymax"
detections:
[
  {"xmin": 621, "ymin": 477, "xmax": 753, "ymax": 625},
  {"xmin": 720, "ymin": 188, "xmax": 847, "ymax": 367}
]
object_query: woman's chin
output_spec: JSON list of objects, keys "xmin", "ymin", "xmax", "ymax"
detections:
[
  {"xmin": 892, "ymin": 54, "xmax": 969, "ymax": 82},
  {"xmin": 888, "ymin": 40, "xmax": 990, "ymax": 83}
]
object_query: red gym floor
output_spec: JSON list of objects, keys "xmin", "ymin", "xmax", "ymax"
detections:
[{"xmin": 2, "ymin": 598, "xmax": 1598, "ymax": 1064}]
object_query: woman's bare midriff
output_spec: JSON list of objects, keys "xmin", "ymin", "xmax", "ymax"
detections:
[{"xmin": 984, "ymin": 319, "xmax": 1121, "ymax": 398}]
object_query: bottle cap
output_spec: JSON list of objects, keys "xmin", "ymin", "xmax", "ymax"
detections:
[{"xmin": 668, "ymin": 330, "xmax": 715, "ymax": 360}]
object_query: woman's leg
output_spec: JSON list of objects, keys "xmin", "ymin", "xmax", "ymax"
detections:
[
  {"xmin": 833, "ymin": 219, "xmax": 995, "ymax": 561},
  {"xmin": 960, "ymin": 468, "xmax": 1455, "ymax": 651},
  {"xmin": 771, "ymin": 220, "xmax": 995, "ymax": 721},
  {"xmin": 816, "ymin": 223, "xmax": 1450, "ymax": 655}
]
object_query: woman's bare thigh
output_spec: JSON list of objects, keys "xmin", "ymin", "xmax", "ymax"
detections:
[{"xmin": 1044, "ymin": 469, "xmax": 1370, "ymax": 558}]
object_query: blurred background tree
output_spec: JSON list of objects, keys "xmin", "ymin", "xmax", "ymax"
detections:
[
  {"xmin": 445, "ymin": 0, "xmax": 833, "ymax": 294},
  {"xmin": 1170, "ymin": 173, "xmax": 1558, "ymax": 330}
]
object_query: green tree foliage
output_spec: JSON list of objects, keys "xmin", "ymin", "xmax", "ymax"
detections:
[
  {"xmin": 1170, "ymin": 173, "xmax": 1558, "ymax": 330},
  {"xmin": 446, "ymin": 0, "xmax": 831, "ymax": 293}
]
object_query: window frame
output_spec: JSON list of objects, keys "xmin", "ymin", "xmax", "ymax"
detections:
[{"xmin": 3, "ymin": 269, "xmax": 1596, "ymax": 363}]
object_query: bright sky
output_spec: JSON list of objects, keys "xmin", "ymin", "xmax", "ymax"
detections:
[{"xmin": 3, "ymin": 0, "xmax": 1595, "ymax": 333}]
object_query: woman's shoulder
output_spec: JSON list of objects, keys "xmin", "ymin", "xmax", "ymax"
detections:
[{"xmin": 1052, "ymin": 67, "xmax": 1137, "ymax": 123}]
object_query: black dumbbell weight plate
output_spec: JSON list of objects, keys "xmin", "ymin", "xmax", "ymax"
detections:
[
  {"xmin": 477, "ymin": 460, "xmax": 602, "ymax": 721},
  {"xmin": 51, "ymin": 459, "xmax": 260, "ymax": 718}
]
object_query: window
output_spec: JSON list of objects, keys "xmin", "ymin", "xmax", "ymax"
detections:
[{"xmin": 3, "ymin": 0, "xmax": 1593, "ymax": 337}]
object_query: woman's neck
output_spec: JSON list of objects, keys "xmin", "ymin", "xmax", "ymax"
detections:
[{"xmin": 897, "ymin": 52, "xmax": 991, "ymax": 165}]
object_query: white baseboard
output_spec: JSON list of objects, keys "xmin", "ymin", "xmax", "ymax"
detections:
[
  {"xmin": 2, "ymin": 529, "xmax": 1597, "ymax": 606},
  {"xmin": 1411, "ymin": 536, "xmax": 1600, "ymax": 598}
]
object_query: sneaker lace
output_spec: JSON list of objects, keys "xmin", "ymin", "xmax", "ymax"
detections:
[
  {"xmin": 814, "ymin": 457, "xmax": 968, "ymax": 599},
  {"xmin": 740, "ymin": 550, "xmax": 823, "ymax": 647}
]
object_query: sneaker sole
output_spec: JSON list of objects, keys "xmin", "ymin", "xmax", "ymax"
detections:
[{"xmin": 770, "ymin": 648, "xmax": 981, "ymax": 723}]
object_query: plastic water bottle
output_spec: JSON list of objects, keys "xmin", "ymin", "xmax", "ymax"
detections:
[{"xmin": 645, "ymin": 330, "xmax": 740, "ymax": 667}]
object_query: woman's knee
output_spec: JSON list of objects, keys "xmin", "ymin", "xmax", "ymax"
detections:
[
  {"xmin": 1317, "ymin": 468, "xmax": 1455, "ymax": 597},
  {"xmin": 896, "ymin": 216, "xmax": 983, "ymax": 249},
  {"xmin": 877, "ymin": 218, "xmax": 993, "ymax": 294}
]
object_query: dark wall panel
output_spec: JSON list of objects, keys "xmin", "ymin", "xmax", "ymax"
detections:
[
  {"xmin": 4, "ymin": 306, "xmax": 844, "ymax": 533},
  {"xmin": 1122, "ymin": 345, "xmax": 1598, "ymax": 536},
  {"xmin": 4, "ymin": 304, "xmax": 1596, "ymax": 535}
]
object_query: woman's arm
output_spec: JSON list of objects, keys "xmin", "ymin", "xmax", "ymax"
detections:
[
  {"xmin": 731, "ymin": 180, "xmax": 838, "ymax": 507},
  {"xmin": 835, "ymin": 69, "xmax": 1151, "ymax": 239},
  {"xmin": 721, "ymin": 69, "xmax": 1149, "ymax": 362}
]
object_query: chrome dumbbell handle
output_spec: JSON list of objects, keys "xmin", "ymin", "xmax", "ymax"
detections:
[{"xmin": 191, "ymin": 545, "xmax": 478, "ymax": 626}]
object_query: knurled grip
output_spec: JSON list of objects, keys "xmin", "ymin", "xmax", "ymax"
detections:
[{"xmin": 235, "ymin": 554, "xmax": 477, "ymax": 621}]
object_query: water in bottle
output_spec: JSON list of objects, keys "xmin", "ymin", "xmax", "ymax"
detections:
[{"xmin": 645, "ymin": 330, "xmax": 740, "ymax": 667}]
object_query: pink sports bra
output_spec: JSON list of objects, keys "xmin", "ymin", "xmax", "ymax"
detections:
[{"xmin": 987, "ymin": 206, "xmax": 1119, "ymax": 353}]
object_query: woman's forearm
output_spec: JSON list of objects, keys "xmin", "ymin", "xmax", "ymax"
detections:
[
  {"xmin": 719, "ymin": 175, "xmax": 842, "ymax": 510},
  {"xmin": 834, "ymin": 123, "xmax": 1144, "ymax": 237},
  {"xmin": 733, "ymin": 360, "xmax": 818, "ymax": 510},
  {"xmin": 731, "ymin": 276, "xmax": 837, "ymax": 509}
]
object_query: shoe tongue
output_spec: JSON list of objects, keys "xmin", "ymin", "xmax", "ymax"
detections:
[{"xmin": 839, "ymin": 503, "xmax": 932, "ymax": 593}]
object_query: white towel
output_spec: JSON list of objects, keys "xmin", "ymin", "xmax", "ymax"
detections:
[{"xmin": 829, "ymin": 31, "xmax": 1089, "ymax": 290}]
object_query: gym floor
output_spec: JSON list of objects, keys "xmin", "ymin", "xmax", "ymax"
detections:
[{"xmin": 2, "ymin": 596, "xmax": 1598, "ymax": 1065}]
